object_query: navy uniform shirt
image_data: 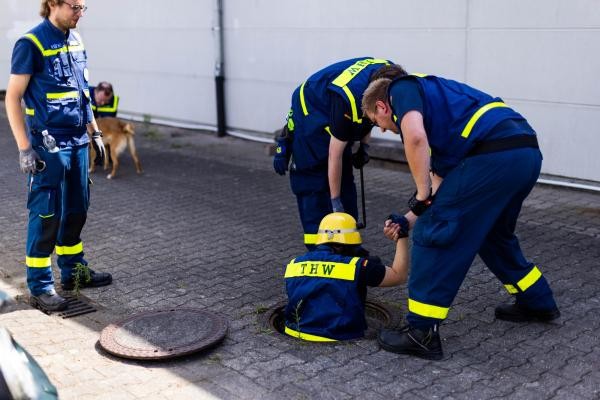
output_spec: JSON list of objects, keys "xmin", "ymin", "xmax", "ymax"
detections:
[{"xmin": 330, "ymin": 93, "xmax": 373, "ymax": 143}]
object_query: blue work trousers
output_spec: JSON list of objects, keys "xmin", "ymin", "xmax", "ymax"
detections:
[
  {"xmin": 407, "ymin": 148, "xmax": 557, "ymax": 328},
  {"xmin": 26, "ymin": 134, "xmax": 90, "ymax": 296},
  {"xmin": 290, "ymin": 162, "xmax": 358, "ymax": 250}
]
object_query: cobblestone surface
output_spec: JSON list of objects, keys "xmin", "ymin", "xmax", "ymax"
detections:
[{"xmin": 1, "ymin": 104, "xmax": 599, "ymax": 399}]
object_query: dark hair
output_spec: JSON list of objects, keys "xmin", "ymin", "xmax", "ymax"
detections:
[
  {"xmin": 40, "ymin": 0, "xmax": 62, "ymax": 18},
  {"xmin": 370, "ymin": 64, "xmax": 408, "ymax": 82},
  {"xmin": 329, "ymin": 243, "xmax": 365, "ymax": 257},
  {"xmin": 96, "ymin": 82, "xmax": 114, "ymax": 97}
]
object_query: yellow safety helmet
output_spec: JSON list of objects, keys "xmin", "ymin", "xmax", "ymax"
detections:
[{"xmin": 315, "ymin": 212, "xmax": 362, "ymax": 245}]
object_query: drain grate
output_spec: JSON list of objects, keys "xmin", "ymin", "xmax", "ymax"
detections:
[{"xmin": 30, "ymin": 294, "xmax": 96, "ymax": 318}]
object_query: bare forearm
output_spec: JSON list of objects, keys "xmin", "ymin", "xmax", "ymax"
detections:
[
  {"xmin": 379, "ymin": 238, "xmax": 409, "ymax": 287},
  {"xmin": 405, "ymin": 137, "xmax": 431, "ymax": 200},
  {"xmin": 86, "ymin": 117, "xmax": 99, "ymax": 134},
  {"xmin": 328, "ymin": 157, "xmax": 342, "ymax": 199},
  {"xmin": 390, "ymin": 238, "xmax": 409, "ymax": 281},
  {"xmin": 5, "ymin": 92, "xmax": 30, "ymax": 151},
  {"xmin": 328, "ymin": 137, "xmax": 347, "ymax": 199}
]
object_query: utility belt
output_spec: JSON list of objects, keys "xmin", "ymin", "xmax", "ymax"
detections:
[
  {"xmin": 32, "ymin": 128, "xmax": 87, "ymax": 137},
  {"xmin": 467, "ymin": 134, "xmax": 538, "ymax": 157}
]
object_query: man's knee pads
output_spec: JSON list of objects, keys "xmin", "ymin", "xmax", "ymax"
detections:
[
  {"xmin": 37, "ymin": 217, "xmax": 60, "ymax": 253},
  {"xmin": 61, "ymin": 213, "xmax": 87, "ymax": 245}
]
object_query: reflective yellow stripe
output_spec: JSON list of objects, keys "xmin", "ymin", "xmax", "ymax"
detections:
[
  {"xmin": 24, "ymin": 33, "xmax": 45, "ymax": 54},
  {"xmin": 331, "ymin": 58, "xmax": 389, "ymax": 87},
  {"xmin": 47, "ymin": 91, "xmax": 79, "ymax": 100},
  {"xmin": 408, "ymin": 298, "xmax": 449, "ymax": 319},
  {"xmin": 460, "ymin": 102, "xmax": 508, "ymax": 138},
  {"xmin": 26, "ymin": 256, "xmax": 51, "ymax": 268},
  {"xmin": 324, "ymin": 126, "xmax": 332, "ymax": 136},
  {"xmin": 97, "ymin": 96, "xmax": 119, "ymax": 113},
  {"xmin": 299, "ymin": 82, "xmax": 309, "ymax": 116},
  {"xmin": 284, "ymin": 326, "xmax": 337, "ymax": 342},
  {"xmin": 25, "ymin": 108, "xmax": 35, "ymax": 116},
  {"xmin": 284, "ymin": 257, "xmax": 359, "ymax": 281},
  {"xmin": 341, "ymin": 85, "xmax": 362, "ymax": 123},
  {"xmin": 504, "ymin": 284, "xmax": 519, "ymax": 294},
  {"xmin": 304, "ymin": 233, "xmax": 317, "ymax": 245},
  {"xmin": 55, "ymin": 242, "xmax": 83, "ymax": 256},
  {"xmin": 24, "ymin": 33, "xmax": 85, "ymax": 57},
  {"xmin": 39, "ymin": 213, "xmax": 55, "ymax": 219},
  {"xmin": 331, "ymin": 58, "xmax": 388, "ymax": 123},
  {"xmin": 411, "ymin": 72, "xmax": 428, "ymax": 77},
  {"xmin": 517, "ymin": 266, "xmax": 542, "ymax": 292}
]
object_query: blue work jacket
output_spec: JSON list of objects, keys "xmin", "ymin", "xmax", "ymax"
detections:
[
  {"xmin": 20, "ymin": 19, "xmax": 92, "ymax": 137},
  {"xmin": 390, "ymin": 75, "xmax": 531, "ymax": 176},
  {"xmin": 284, "ymin": 246, "xmax": 367, "ymax": 341},
  {"xmin": 291, "ymin": 57, "xmax": 390, "ymax": 170}
]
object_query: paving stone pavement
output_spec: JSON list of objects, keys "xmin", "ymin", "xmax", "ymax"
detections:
[{"xmin": 0, "ymin": 103, "xmax": 599, "ymax": 399}]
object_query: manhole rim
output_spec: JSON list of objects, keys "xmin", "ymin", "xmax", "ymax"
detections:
[
  {"xmin": 259, "ymin": 299, "xmax": 402, "ymax": 342},
  {"xmin": 99, "ymin": 307, "xmax": 228, "ymax": 360}
]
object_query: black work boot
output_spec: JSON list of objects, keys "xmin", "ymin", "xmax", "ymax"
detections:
[
  {"xmin": 378, "ymin": 324, "xmax": 443, "ymax": 361},
  {"xmin": 495, "ymin": 302, "xmax": 560, "ymax": 322},
  {"xmin": 61, "ymin": 265, "xmax": 112, "ymax": 291},
  {"xmin": 30, "ymin": 290, "xmax": 69, "ymax": 312}
]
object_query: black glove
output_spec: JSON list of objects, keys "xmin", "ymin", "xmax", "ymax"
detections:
[
  {"xmin": 19, "ymin": 147, "xmax": 42, "ymax": 174},
  {"xmin": 387, "ymin": 214, "xmax": 410, "ymax": 238},
  {"xmin": 352, "ymin": 143, "xmax": 370, "ymax": 169},
  {"xmin": 407, "ymin": 190, "xmax": 433, "ymax": 216},
  {"xmin": 91, "ymin": 130, "xmax": 106, "ymax": 166},
  {"xmin": 273, "ymin": 136, "xmax": 291, "ymax": 175}
]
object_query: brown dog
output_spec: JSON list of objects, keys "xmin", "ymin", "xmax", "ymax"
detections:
[{"xmin": 90, "ymin": 117, "xmax": 143, "ymax": 179}]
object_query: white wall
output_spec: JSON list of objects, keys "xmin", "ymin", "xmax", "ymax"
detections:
[
  {"xmin": 2, "ymin": 0, "xmax": 599, "ymax": 181},
  {"xmin": 1, "ymin": 1, "xmax": 40, "ymax": 80}
]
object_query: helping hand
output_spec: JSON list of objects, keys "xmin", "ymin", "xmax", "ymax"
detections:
[{"xmin": 383, "ymin": 214, "xmax": 409, "ymax": 241}]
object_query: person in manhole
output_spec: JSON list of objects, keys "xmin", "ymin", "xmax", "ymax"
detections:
[
  {"xmin": 284, "ymin": 212, "xmax": 409, "ymax": 342},
  {"xmin": 5, "ymin": 0, "xmax": 113, "ymax": 312},
  {"xmin": 360, "ymin": 73, "xmax": 560, "ymax": 360}
]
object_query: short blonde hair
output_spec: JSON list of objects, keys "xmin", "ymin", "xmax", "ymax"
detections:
[
  {"xmin": 40, "ymin": 0, "xmax": 61, "ymax": 18},
  {"xmin": 361, "ymin": 78, "xmax": 392, "ymax": 116}
]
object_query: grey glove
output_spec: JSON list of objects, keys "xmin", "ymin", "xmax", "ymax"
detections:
[
  {"xmin": 91, "ymin": 131, "xmax": 106, "ymax": 166},
  {"xmin": 19, "ymin": 147, "xmax": 42, "ymax": 174},
  {"xmin": 331, "ymin": 197, "xmax": 344, "ymax": 213}
]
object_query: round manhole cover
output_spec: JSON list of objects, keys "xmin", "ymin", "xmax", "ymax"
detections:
[{"xmin": 99, "ymin": 308, "xmax": 227, "ymax": 360}]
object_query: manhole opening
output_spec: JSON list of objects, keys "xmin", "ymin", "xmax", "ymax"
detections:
[{"xmin": 262, "ymin": 300, "xmax": 401, "ymax": 341}]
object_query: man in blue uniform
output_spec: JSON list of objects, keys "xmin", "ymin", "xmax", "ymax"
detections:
[
  {"xmin": 5, "ymin": 0, "xmax": 112, "ymax": 312},
  {"xmin": 361, "ymin": 75, "xmax": 560, "ymax": 360},
  {"xmin": 273, "ymin": 58, "xmax": 408, "ymax": 249},
  {"xmin": 284, "ymin": 212, "xmax": 410, "ymax": 342},
  {"xmin": 90, "ymin": 81, "xmax": 119, "ymax": 118}
]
